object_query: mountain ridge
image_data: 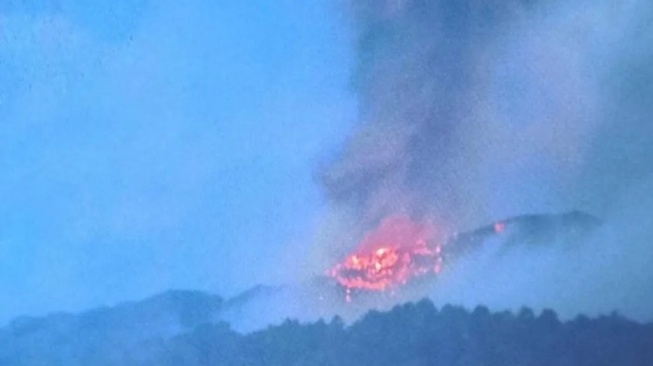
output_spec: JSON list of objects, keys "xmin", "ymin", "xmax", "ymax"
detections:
[{"xmin": 2, "ymin": 290, "xmax": 651, "ymax": 366}]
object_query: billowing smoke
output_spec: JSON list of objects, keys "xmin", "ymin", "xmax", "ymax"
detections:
[
  {"xmin": 314, "ymin": 0, "xmax": 653, "ymax": 321},
  {"xmin": 221, "ymin": 0, "xmax": 653, "ymax": 331},
  {"xmin": 326, "ymin": 0, "xmax": 652, "ymax": 228}
]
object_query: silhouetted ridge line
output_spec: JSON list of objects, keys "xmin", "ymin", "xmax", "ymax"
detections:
[{"xmin": 1, "ymin": 292, "xmax": 651, "ymax": 365}]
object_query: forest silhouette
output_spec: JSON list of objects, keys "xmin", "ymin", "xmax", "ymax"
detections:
[
  {"xmin": 2, "ymin": 292, "xmax": 651, "ymax": 366},
  {"xmin": 159, "ymin": 300, "xmax": 653, "ymax": 366}
]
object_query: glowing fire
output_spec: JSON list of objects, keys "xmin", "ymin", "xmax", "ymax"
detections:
[{"xmin": 328, "ymin": 216, "xmax": 443, "ymax": 300}]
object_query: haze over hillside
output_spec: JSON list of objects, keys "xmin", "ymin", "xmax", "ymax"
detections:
[
  {"xmin": 1, "ymin": 0, "xmax": 652, "ymax": 364},
  {"xmin": 1, "ymin": 290, "xmax": 651, "ymax": 366}
]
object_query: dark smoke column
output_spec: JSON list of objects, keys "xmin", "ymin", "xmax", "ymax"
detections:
[
  {"xmin": 322, "ymin": 0, "xmax": 611, "ymax": 232},
  {"xmin": 316, "ymin": 0, "xmax": 653, "ymax": 323},
  {"xmin": 323, "ymin": 1, "xmax": 527, "ymax": 229}
]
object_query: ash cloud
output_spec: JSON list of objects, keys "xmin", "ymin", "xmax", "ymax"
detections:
[
  {"xmin": 316, "ymin": 0, "xmax": 653, "ymax": 321},
  {"xmin": 324, "ymin": 0, "xmax": 653, "ymax": 227}
]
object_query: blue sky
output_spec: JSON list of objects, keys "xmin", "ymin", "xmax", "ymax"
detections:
[{"xmin": 0, "ymin": 0, "xmax": 355, "ymax": 322}]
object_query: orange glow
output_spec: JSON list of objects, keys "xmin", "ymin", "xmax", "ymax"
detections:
[
  {"xmin": 494, "ymin": 221, "xmax": 506, "ymax": 233},
  {"xmin": 328, "ymin": 216, "xmax": 443, "ymax": 296}
]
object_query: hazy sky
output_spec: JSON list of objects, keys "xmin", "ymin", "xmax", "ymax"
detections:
[{"xmin": 0, "ymin": 0, "xmax": 355, "ymax": 323}]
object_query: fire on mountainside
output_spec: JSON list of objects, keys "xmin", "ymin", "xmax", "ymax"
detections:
[{"xmin": 327, "ymin": 216, "xmax": 444, "ymax": 302}]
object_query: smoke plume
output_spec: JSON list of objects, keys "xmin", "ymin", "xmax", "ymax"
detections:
[
  {"xmin": 315, "ymin": 0, "xmax": 653, "ymax": 321},
  {"xmin": 326, "ymin": 0, "xmax": 652, "ymax": 226}
]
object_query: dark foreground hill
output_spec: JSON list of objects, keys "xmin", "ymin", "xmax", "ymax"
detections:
[
  {"xmin": 156, "ymin": 301, "xmax": 653, "ymax": 366},
  {"xmin": 1, "ymin": 291, "xmax": 651, "ymax": 366}
]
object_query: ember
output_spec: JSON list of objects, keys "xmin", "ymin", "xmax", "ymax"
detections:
[
  {"xmin": 328, "ymin": 216, "xmax": 443, "ymax": 299},
  {"xmin": 494, "ymin": 221, "xmax": 506, "ymax": 233}
]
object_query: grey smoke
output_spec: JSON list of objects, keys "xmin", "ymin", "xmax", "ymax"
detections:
[
  {"xmin": 324, "ymin": 0, "xmax": 653, "ymax": 227},
  {"xmin": 313, "ymin": 0, "xmax": 653, "ymax": 321}
]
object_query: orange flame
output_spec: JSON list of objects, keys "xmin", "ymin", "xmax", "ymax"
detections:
[{"xmin": 328, "ymin": 216, "xmax": 443, "ymax": 295}]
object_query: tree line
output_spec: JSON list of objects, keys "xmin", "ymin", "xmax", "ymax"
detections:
[{"xmin": 154, "ymin": 300, "xmax": 653, "ymax": 366}]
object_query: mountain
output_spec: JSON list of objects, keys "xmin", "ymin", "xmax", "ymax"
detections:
[
  {"xmin": 443, "ymin": 210, "xmax": 601, "ymax": 261},
  {"xmin": 0, "ymin": 210, "xmax": 622, "ymax": 365},
  {"xmin": 161, "ymin": 301, "xmax": 653, "ymax": 366},
  {"xmin": 0, "ymin": 290, "xmax": 222, "ymax": 366},
  {"xmin": 2, "ymin": 292, "xmax": 651, "ymax": 366},
  {"xmin": 211, "ymin": 211, "xmax": 606, "ymax": 332}
]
